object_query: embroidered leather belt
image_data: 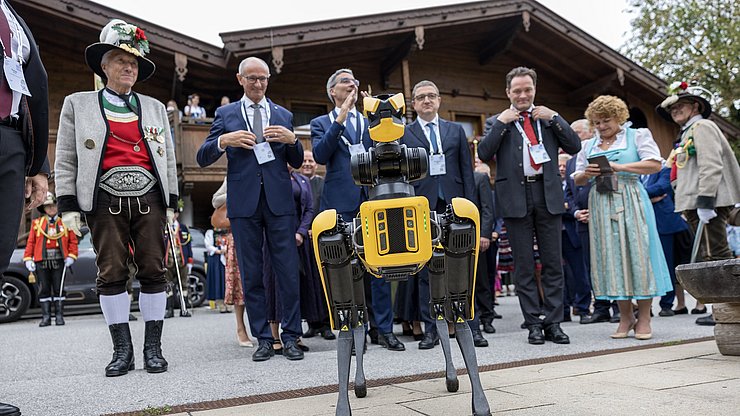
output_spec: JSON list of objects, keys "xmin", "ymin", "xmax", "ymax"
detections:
[{"xmin": 99, "ymin": 166, "xmax": 157, "ymax": 197}]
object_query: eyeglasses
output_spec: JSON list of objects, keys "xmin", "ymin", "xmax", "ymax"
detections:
[
  {"xmin": 241, "ymin": 75, "xmax": 270, "ymax": 84},
  {"xmin": 336, "ymin": 78, "xmax": 360, "ymax": 87},
  {"xmin": 414, "ymin": 93, "xmax": 439, "ymax": 102}
]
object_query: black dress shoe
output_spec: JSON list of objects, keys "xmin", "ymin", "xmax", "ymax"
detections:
[
  {"xmin": 482, "ymin": 321, "xmax": 496, "ymax": 334},
  {"xmin": 303, "ymin": 327, "xmax": 319, "ymax": 338},
  {"xmin": 379, "ymin": 332, "xmax": 405, "ymax": 351},
  {"xmin": 528, "ymin": 325, "xmax": 545, "ymax": 345},
  {"xmin": 472, "ymin": 329, "xmax": 489, "ymax": 347},
  {"xmin": 252, "ymin": 340, "xmax": 275, "ymax": 362},
  {"xmin": 520, "ymin": 321, "xmax": 528, "ymax": 329},
  {"xmin": 0, "ymin": 402, "xmax": 20, "ymax": 416},
  {"xmin": 581, "ymin": 311, "xmax": 610, "ymax": 324},
  {"xmin": 696, "ymin": 314, "xmax": 716, "ymax": 326},
  {"xmin": 563, "ymin": 313, "xmax": 572, "ymax": 322},
  {"xmin": 659, "ymin": 308, "xmax": 675, "ymax": 317},
  {"xmin": 368, "ymin": 328, "xmax": 379, "ymax": 345},
  {"xmin": 283, "ymin": 341, "xmax": 305, "ymax": 360},
  {"xmin": 609, "ymin": 312, "xmax": 621, "ymax": 323},
  {"xmin": 320, "ymin": 328, "xmax": 336, "ymax": 340},
  {"xmin": 493, "ymin": 310, "xmax": 503, "ymax": 319},
  {"xmin": 544, "ymin": 323, "xmax": 570, "ymax": 344},
  {"xmin": 691, "ymin": 306, "xmax": 708, "ymax": 314},
  {"xmin": 418, "ymin": 332, "xmax": 439, "ymax": 349},
  {"xmin": 673, "ymin": 307, "xmax": 689, "ymax": 315}
]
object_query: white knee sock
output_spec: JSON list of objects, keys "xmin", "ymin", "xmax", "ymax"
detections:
[
  {"xmin": 100, "ymin": 292, "xmax": 131, "ymax": 325},
  {"xmin": 139, "ymin": 291, "xmax": 167, "ymax": 322}
]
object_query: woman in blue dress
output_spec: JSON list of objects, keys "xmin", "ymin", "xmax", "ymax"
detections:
[{"xmin": 573, "ymin": 95, "xmax": 671, "ymax": 340}]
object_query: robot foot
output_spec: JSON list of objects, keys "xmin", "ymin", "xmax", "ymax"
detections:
[
  {"xmin": 352, "ymin": 327, "xmax": 367, "ymax": 398},
  {"xmin": 454, "ymin": 322, "xmax": 491, "ymax": 416},
  {"xmin": 435, "ymin": 319, "xmax": 459, "ymax": 392},
  {"xmin": 336, "ymin": 330, "xmax": 353, "ymax": 416}
]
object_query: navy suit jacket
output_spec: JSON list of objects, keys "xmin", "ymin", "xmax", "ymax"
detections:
[
  {"xmin": 562, "ymin": 157, "xmax": 582, "ymax": 247},
  {"xmin": 401, "ymin": 118, "xmax": 476, "ymax": 206},
  {"xmin": 564, "ymin": 156, "xmax": 591, "ymax": 235},
  {"xmin": 310, "ymin": 113, "xmax": 372, "ymax": 213},
  {"xmin": 197, "ymin": 99, "xmax": 303, "ymax": 218},
  {"xmin": 479, "ymin": 114, "xmax": 581, "ymax": 218},
  {"xmin": 644, "ymin": 167, "xmax": 689, "ymax": 235},
  {"xmin": 474, "ymin": 172, "xmax": 494, "ymax": 237}
]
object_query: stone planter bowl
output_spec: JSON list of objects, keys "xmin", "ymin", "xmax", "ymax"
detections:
[{"xmin": 676, "ymin": 258, "xmax": 740, "ymax": 356}]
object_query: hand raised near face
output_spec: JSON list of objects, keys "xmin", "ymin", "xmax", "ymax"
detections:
[
  {"xmin": 220, "ymin": 130, "xmax": 257, "ymax": 150},
  {"xmin": 497, "ymin": 108, "xmax": 519, "ymax": 124}
]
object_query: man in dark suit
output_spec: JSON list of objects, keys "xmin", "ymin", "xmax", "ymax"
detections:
[
  {"xmin": 559, "ymin": 154, "xmax": 591, "ymax": 322},
  {"xmin": 473, "ymin": 165, "xmax": 497, "ymax": 334},
  {"xmin": 310, "ymin": 68, "xmax": 404, "ymax": 351},
  {"xmin": 197, "ymin": 57, "xmax": 304, "ymax": 362},
  {"xmin": 478, "ymin": 67, "xmax": 581, "ymax": 345},
  {"xmin": 0, "ymin": 2, "xmax": 48, "ymax": 414},
  {"xmin": 401, "ymin": 80, "xmax": 483, "ymax": 348}
]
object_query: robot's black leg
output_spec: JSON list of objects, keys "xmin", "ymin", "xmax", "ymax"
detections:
[
  {"xmin": 336, "ymin": 329, "xmax": 353, "ymax": 416},
  {"xmin": 352, "ymin": 326, "xmax": 367, "ymax": 398},
  {"xmin": 454, "ymin": 321, "xmax": 491, "ymax": 416},
  {"xmin": 436, "ymin": 317, "xmax": 458, "ymax": 392}
]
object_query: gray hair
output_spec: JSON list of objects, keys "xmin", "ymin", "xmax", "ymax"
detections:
[
  {"xmin": 326, "ymin": 68, "xmax": 354, "ymax": 103},
  {"xmin": 238, "ymin": 57, "xmax": 270, "ymax": 76},
  {"xmin": 412, "ymin": 80, "xmax": 439, "ymax": 98},
  {"xmin": 570, "ymin": 119, "xmax": 590, "ymax": 131},
  {"xmin": 101, "ymin": 49, "xmax": 118, "ymax": 67}
]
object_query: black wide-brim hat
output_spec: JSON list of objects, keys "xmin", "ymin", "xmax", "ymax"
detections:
[
  {"xmin": 85, "ymin": 19, "xmax": 156, "ymax": 84},
  {"xmin": 656, "ymin": 86, "xmax": 712, "ymax": 123}
]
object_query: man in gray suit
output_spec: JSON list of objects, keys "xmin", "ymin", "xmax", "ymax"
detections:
[{"xmin": 478, "ymin": 67, "xmax": 581, "ymax": 345}]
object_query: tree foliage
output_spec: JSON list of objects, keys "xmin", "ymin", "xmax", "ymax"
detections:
[{"xmin": 622, "ymin": 0, "xmax": 739, "ymax": 125}]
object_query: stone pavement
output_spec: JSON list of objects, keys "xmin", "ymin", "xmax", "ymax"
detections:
[
  {"xmin": 0, "ymin": 295, "xmax": 721, "ymax": 415},
  {"xmin": 175, "ymin": 340, "xmax": 739, "ymax": 416}
]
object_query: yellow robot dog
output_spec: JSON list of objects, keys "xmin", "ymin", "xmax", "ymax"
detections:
[{"xmin": 312, "ymin": 93, "xmax": 491, "ymax": 416}]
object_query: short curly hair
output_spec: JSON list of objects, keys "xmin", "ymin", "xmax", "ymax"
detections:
[{"xmin": 584, "ymin": 95, "xmax": 629, "ymax": 125}]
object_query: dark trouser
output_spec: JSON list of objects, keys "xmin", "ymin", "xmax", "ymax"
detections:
[
  {"xmin": 562, "ymin": 231, "xmax": 591, "ymax": 314},
  {"xmin": 36, "ymin": 264, "xmax": 65, "ymax": 301},
  {"xmin": 505, "ymin": 180, "xmax": 564, "ymax": 327},
  {"xmin": 658, "ymin": 233, "xmax": 677, "ymax": 309},
  {"xmin": 684, "ymin": 207, "xmax": 734, "ymax": 261},
  {"xmin": 475, "ymin": 246, "xmax": 495, "ymax": 323},
  {"xmin": 86, "ymin": 190, "xmax": 168, "ymax": 296},
  {"xmin": 0, "ymin": 126, "xmax": 25, "ymax": 278},
  {"xmin": 339, "ymin": 210, "xmax": 394, "ymax": 334},
  {"xmin": 232, "ymin": 188, "xmax": 302, "ymax": 343}
]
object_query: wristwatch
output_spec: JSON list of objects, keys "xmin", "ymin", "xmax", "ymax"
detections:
[{"xmin": 550, "ymin": 112, "xmax": 559, "ymax": 121}]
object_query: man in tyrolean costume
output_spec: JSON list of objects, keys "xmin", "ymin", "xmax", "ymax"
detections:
[
  {"xmin": 54, "ymin": 19, "xmax": 178, "ymax": 376},
  {"xmin": 657, "ymin": 81, "xmax": 740, "ymax": 326},
  {"xmin": 23, "ymin": 192, "xmax": 78, "ymax": 327}
]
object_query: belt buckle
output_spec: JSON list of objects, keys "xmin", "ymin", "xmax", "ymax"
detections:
[{"xmin": 526, "ymin": 175, "xmax": 538, "ymax": 183}]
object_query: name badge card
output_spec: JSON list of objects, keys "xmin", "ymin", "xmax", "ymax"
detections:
[
  {"xmin": 254, "ymin": 142, "xmax": 276, "ymax": 165},
  {"xmin": 529, "ymin": 144, "xmax": 551, "ymax": 165},
  {"xmin": 349, "ymin": 143, "xmax": 365, "ymax": 157},
  {"xmin": 3, "ymin": 57, "xmax": 31, "ymax": 96},
  {"xmin": 430, "ymin": 154, "xmax": 447, "ymax": 176}
]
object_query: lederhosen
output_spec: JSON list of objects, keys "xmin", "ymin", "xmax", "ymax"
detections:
[{"xmin": 86, "ymin": 90, "xmax": 168, "ymax": 296}]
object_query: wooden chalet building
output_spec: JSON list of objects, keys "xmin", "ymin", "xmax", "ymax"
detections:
[{"xmin": 14, "ymin": 0, "xmax": 739, "ymax": 230}]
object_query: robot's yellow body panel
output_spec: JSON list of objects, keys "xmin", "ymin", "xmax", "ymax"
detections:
[
  {"xmin": 311, "ymin": 209, "xmax": 341, "ymax": 331},
  {"xmin": 358, "ymin": 196, "xmax": 433, "ymax": 275}
]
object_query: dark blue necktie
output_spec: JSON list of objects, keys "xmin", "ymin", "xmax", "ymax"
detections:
[
  {"xmin": 428, "ymin": 122, "xmax": 445, "ymax": 202},
  {"xmin": 344, "ymin": 112, "xmax": 356, "ymax": 144},
  {"xmin": 428, "ymin": 122, "xmax": 439, "ymax": 153}
]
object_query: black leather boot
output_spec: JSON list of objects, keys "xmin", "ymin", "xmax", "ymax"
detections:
[
  {"xmin": 0, "ymin": 402, "xmax": 21, "ymax": 416},
  {"xmin": 54, "ymin": 300, "xmax": 65, "ymax": 325},
  {"xmin": 164, "ymin": 295, "xmax": 174, "ymax": 319},
  {"xmin": 143, "ymin": 320, "xmax": 168, "ymax": 373},
  {"xmin": 105, "ymin": 323, "xmax": 134, "ymax": 377},
  {"xmin": 39, "ymin": 302, "xmax": 52, "ymax": 327}
]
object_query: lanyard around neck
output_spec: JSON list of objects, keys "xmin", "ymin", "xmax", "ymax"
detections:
[
  {"xmin": 513, "ymin": 114, "xmax": 543, "ymax": 146},
  {"xmin": 241, "ymin": 99, "xmax": 266, "ymax": 133}
]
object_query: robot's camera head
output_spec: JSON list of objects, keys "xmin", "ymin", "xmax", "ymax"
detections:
[{"xmin": 363, "ymin": 93, "xmax": 405, "ymax": 143}]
